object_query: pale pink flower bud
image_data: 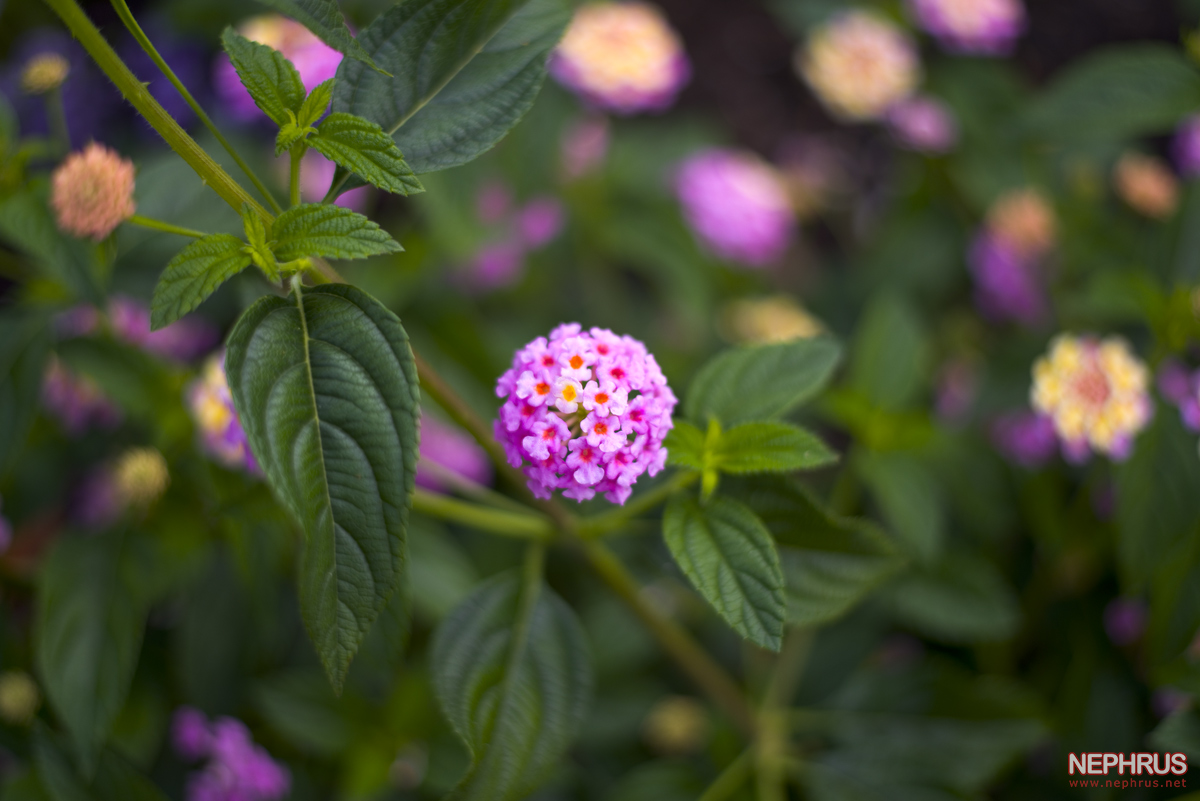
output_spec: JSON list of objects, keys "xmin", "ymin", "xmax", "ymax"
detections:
[{"xmin": 50, "ymin": 142, "xmax": 136, "ymax": 241}]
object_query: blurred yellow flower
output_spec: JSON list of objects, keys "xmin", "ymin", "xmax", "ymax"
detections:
[
  {"xmin": 21, "ymin": 53, "xmax": 69, "ymax": 94},
  {"xmin": 0, "ymin": 672, "xmax": 40, "ymax": 726},
  {"xmin": 642, "ymin": 695, "xmax": 709, "ymax": 755},
  {"xmin": 114, "ymin": 447, "xmax": 170, "ymax": 508},
  {"xmin": 722, "ymin": 296, "xmax": 823, "ymax": 344}
]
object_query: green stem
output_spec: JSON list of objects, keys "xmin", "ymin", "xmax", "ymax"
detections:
[
  {"xmin": 698, "ymin": 749, "xmax": 753, "ymax": 801},
  {"xmin": 416, "ymin": 459, "xmax": 531, "ymax": 514},
  {"xmin": 579, "ymin": 471, "xmax": 697, "ymax": 539},
  {"xmin": 412, "ymin": 489, "xmax": 554, "ymax": 541},
  {"xmin": 289, "ymin": 147, "xmax": 302, "ymax": 208},
  {"xmin": 44, "ymin": 87, "xmax": 69, "ymax": 155},
  {"xmin": 126, "ymin": 214, "xmax": 205, "ymax": 239},
  {"xmin": 579, "ymin": 540, "xmax": 757, "ymax": 738},
  {"xmin": 109, "ymin": 0, "xmax": 283, "ymax": 214},
  {"xmin": 42, "ymin": 0, "xmax": 268, "ymax": 220}
]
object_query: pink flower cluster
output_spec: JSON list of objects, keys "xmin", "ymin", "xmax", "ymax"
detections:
[
  {"xmin": 416, "ymin": 416, "xmax": 492, "ymax": 492},
  {"xmin": 495, "ymin": 324, "xmax": 676, "ymax": 504},
  {"xmin": 907, "ymin": 0, "xmax": 1026, "ymax": 55},
  {"xmin": 56, "ymin": 296, "xmax": 219, "ymax": 362},
  {"xmin": 42, "ymin": 358, "xmax": 121, "ymax": 434},
  {"xmin": 172, "ymin": 708, "xmax": 290, "ymax": 801},
  {"xmin": 463, "ymin": 182, "xmax": 564, "ymax": 290}
]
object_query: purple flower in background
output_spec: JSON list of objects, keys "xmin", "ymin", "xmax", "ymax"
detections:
[
  {"xmin": 561, "ymin": 116, "xmax": 610, "ymax": 179},
  {"xmin": 462, "ymin": 185, "xmax": 565, "ymax": 290},
  {"xmin": 173, "ymin": 709, "xmax": 289, "ymax": 801},
  {"xmin": 1104, "ymin": 597, "xmax": 1148, "ymax": 646},
  {"xmin": 1174, "ymin": 115, "xmax": 1200, "ymax": 178},
  {"xmin": 887, "ymin": 96, "xmax": 958, "ymax": 154},
  {"xmin": 298, "ymin": 150, "xmax": 370, "ymax": 210},
  {"xmin": 0, "ymin": 29, "xmax": 120, "ymax": 146},
  {"xmin": 968, "ymin": 232, "xmax": 1047, "ymax": 326},
  {"xmin": 42, "ymin": 358, "xmax": 121, "ymax": 434},
  {"xmin": 907, "ymin": 0, "xmax": 1025, "ymax": 55},
  {"xmin": 1157, "ymin": 359, "xmax": 1200, "ymax": 431},
  {"xmin": 516, "ymin": 198, "xmax": 565, "ymax": 248},
  {"xmin": 676, "ymin": 148, "xmax": 795, "ymax": 267},
  {"xmin": 109, "ymin": 296, "xmax": 219, "ymax": 362},
  {"xmin": 416, "ymin": 417, "xmax": 493, "ymax": 492},
  {"xmin": 550, "ymin": 2, "xmax": 690, "ymax": 115},
  {"xmin": 0, "ymin": 496, "xmax": 11, "ymax": 556},
  {"xmin": 70, "ymin": 466, "xmax": 123, "ymax": 530},
  {"xmin": 991, "ymin": 410, "xmax": 1058, "ymax": 468},
  {"xmin": 187, "ymin": 354, "xmax": 259, "ymax": 475},
  {"xmin": 214, "ymin": 15, "xmax": 341, "ymax": 122}
]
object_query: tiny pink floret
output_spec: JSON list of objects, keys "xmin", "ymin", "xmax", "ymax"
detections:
[{"xmin": 495, "ymin": 324, "xmax": 676, "ymax": 504}]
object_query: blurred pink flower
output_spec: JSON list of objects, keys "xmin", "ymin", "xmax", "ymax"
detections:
[
  {"xmin": 109, "ymin": 295, "xmax": 219, "ymax": 362},
  {"xmin": 50, "ymin": 142, "xmax": 136, "ymax": 240},
  {"xmin": 561, "ymin": 116, "xmax": 610, "ymax": 179},
  {"xmin": 990, "ymin": 410, "xmax": 1058, "ymax": 468},
  {"xmin": 676, "ymin": 148, "xmax": 795, "ymax": 267},
  {"xmin": 908, "ymin": 0, "xmax": 1025, "ymax": 55},
  {"xmin": 1174, "ymin": 114, "xmax": 1200, "ymax": 178},
  {"xmin": 887, "ymin": 96, "xmax": 958, "ymax": 153},
  {"xmin": 416, "ymin": 417, "xmax": 492, "ymax": 492},
  {"xmin": 296, "ymin": 150, "xmax": 370, "ymax": 210}
]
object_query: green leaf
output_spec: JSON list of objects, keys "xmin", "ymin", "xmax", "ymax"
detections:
[
  {"xmin": 888, "ymin": 551, "xmax": 1020, "ymax": 644},
  {"xmin": 0, "ymin": 312, "xmax": 51, "ymax": 478},
  {"xmin": 684, "ymin": 337, "xmax": 842, "ymax": 427},
  {"xmin": 713, "ymin": 421, "xmax": 837, "ymax": 474},
  {"xmin": 254, "ymin": 0, "xmax": 383, "ymax": 72},
  {"xmin": 332, "ymin": 0, "xmax": 570, "ymax": 175},
  {"xmin": 32, "ymin": 728, "xmax": 169, "ymax": 801},
  {"xmin": 273, "ymin": 203, "xmax": 403, "ymax": 261},
  {"xmin": 0, "ymin": 191, "xmax": 104, "ymax": 305},
  {"xmin": 1024, "ymin": 45, "xmax": 1200, "ymax": 142},
  {"xmin": 432, "ymin": 572, "xmax": 592, "ymax": 801},
  {"xmin": 1116, "ymin": 412, "xmax": 1200, "ymax": 587},
  {"xmin": 220, "ymin": 29, "xmax": 306, "ymax": 127},
  {"xmin": 858, "ymin": 451, "xmax": 945, "ymax": 564},
  {"xmin": 299, "ymin": 78, "xmax": 336, "ymax": 128},
  {"xmin": 240, "ymin": 204, "xmax": 279, "ymax": 282},
  {"xmin": 309, "ymin": 114, "xmax": 423, "ymax": 195},
  {"xmin": 848, "ymin": 293, "xmax": 931, "ymax": 412},
  {"xmin": 275, "ymin": 121, "xmax": 312, "ymax": 155},
  {"xmin": 730, "ymin": 476, "xmax": 903, "ymax": 628},
  {"xmin": 150, "ymin": 234, "xmax": 252, "ymax": 331},
  {"xmin": 225, "ymin": 283, "xmax": 420, "ymax": 691},
  {"xmin": 663, "ymin": 495, "xmax": 786, "ymax": 650},
  {"xmin": 664, "ymin": 420, "xmax": 705, "ymax": 471},
  {"xmin": 1149, "ymin": 708, "xmax": 1200, "ymax": 761},
  {"xmin": 34, "ymin": 532, "xmax": 145, "ymax": 772}
]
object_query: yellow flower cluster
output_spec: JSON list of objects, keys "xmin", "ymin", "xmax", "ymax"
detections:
[
  {"xmin": 798, "ymin": 11, "xmax": 919, "ymax": 121},
  {"xmin": 21, "ymin": 53, "xmax": 69, "ymax": 95},
  {"xmin": 722, "ymin": 296, "xmax": 823, "ymax": 344},
  {"xmin": 1031, "ymin": 335, "xmax": 1151, "ymax": 458}
]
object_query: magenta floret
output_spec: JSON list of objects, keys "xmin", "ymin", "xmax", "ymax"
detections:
[{"xmin": 495, "ymin": 324, "xmax": 676, "ymax": 505}]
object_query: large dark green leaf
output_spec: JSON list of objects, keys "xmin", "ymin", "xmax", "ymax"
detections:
[
  {"xmin": 333, "ymin": 0, "xmax": 569, "ymax": 175},
  {"xmin": 33, "ymin": 727, "xmax": 169, "ymax": 801},
  {"xmin": 1116, "ymin": 412, "xmax": 1200, "ymax": 587},
  {"xmin": 1149, "ymin": 709, "xmax": 1200, "ymax": 761},
  {"xmin": 684, "ymin": 337, "xmax": 842, "ymax": 427},
  {"xmin": 432, "ymin": 572, "xmax": 592, "ymax": 801},
  {"xmin": 34, "ymin": 533, "xmax": 145, "ymax": 772},
  {"xmin": 150, "ymin": 234, "xmax": 251, "ymax": 331},
  {"xmin": 1024, "ymin": 45, "xmax": 1200, "ymax": 142},
  {"xmin": 0, "ymin": 312, "xmax": 50, "ymax": 478},
  {"xmin": 225, "ymin": 283, "xmax": 420, "ymax": 692},
  {"xmin": 713, "ymin": 421, "xmax": 837, "ymax": 474},
  {"xmin": 858, "ymin": 451, "xmax": 945, "ymax": 564},
  {"xmin": 0, "ymin": 191, "xmax": 104, "ymax": 305},
  {"xmin": 663, "ymin": 495, "xmax": 786, "ymax": 650},
  {"xmin": 848, "ymin": 293, "xmax": 930, "ymax": 412},
  {"xmin": 730, "ymin": 477, "xmax": 904, "ymax": 628},
  {"xmin": 888, "ymin": 551, "xmax": 1020, "ymax": 644},
  {"xmin": 254, "ymin": 0, "xmax": 381, "ymax": 71}
]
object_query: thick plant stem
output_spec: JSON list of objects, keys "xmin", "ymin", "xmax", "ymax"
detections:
[
  {"xmin": 43, "ymin": 0, "xmax": 268, "ymax": 220},
  {"xmin": 580, "ymin": 540, "xmax": 758, "ymax": 738},
  {"xmin": 579, "ymin": 471, "xmax": 698, "ymax": 539},
  {"xmin": 412, "ymin": 489, "xmax": 554, "ymax": 541},
  {"xmin": 127, "ymin": 215, "xmax": 204, "ymax": 239},
  {"xmin": 289, "ymin": 148, "xmax": 302, "ymax": 208},
  {"xmin": 109, "ymin": 0, "xmax": 283, "ymax": 214}
]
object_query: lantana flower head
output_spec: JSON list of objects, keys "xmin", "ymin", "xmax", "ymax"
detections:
[
  {"xmin": 187, "ymin": 353, "xmax": 259, "ymax": 474},
  {"xmin": 214, "ymin": 15, "xmax": 341, "ymax": 121},
  {"xmin": 495, "ymin": 324, "xmax": 676, "ymax": 504},
  {"xmin": 550, "ymin": 2, "xmax": 690, "ymax": 115},
  {"xmin": 886, "ymin": 95, "xmax": 957, "ymax": 153},
  {"xmin": 21, "ymin": 52, "xmax": 69, "ymax": 94},
  {"xmin": 172, "ymin": 707, "xmax": 290, "ymax": 801},
  {"xmin": 676, "ymin": 148, "xmax": 795, "ymax": 267},
  {"xmin": 907, "ymin": 0, "xmax": 1025, "ymax": 55},
  {"xmin": 798, "ymin": 11, "xmax": 920, "ymax": 121},
  {"xmin": 987, "ymin": 188, "xmax": 1055, "ymax": 258},
  {"xmin": 1031, "ymin": 334, "xmax": 1152, "ymax": 462},
  {"xmin": 50, "ymin": 142, "xmax": 135, "ymax": 240}
]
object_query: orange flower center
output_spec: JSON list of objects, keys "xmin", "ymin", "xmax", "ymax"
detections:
[
  {"xmin": 569, "ymin": 355, "xmax": 585, "ymax": 369},
  {"xmin": 1071, "ymin": 365, "xmax": 1111, "ymax": 408},
  {"xmin": 594, "ymin": 422, "xmax": 608, "ymax": 435},
  {"xmin": 595, "ymin": 392, "xmax": 609, "ymax": 405},
  {"xmin": 535, "ymin": 382, "xmax": 550, "ymax": 396}
]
